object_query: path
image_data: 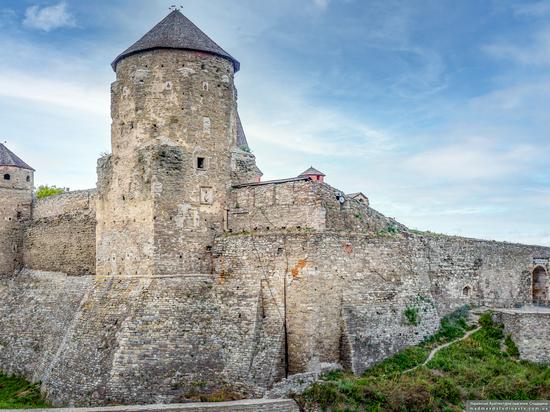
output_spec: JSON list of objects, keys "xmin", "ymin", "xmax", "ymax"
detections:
[{"xmin": 403, "ymin": 326, "xmax": 481, "ymax": 374}]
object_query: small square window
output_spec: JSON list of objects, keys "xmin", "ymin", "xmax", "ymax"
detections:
[
  {"xmin": 197, "ymin": 157, "xmax": 205, "ymax": 169},
  {"xmin": 3, "ymin": 174, "xmax": 10, "ymax": 181}
]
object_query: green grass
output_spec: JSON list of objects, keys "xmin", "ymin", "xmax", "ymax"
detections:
[
  {"xmin": 297, "ymin": 308, "xmax": 550, "ymax": 411},
  {"xmin": 0, "ymin": 373, "xmax": 49, "ymax": 409}
]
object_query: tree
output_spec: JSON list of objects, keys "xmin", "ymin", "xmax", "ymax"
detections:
[{"xmin": 35, "ymin": 185, "xmax": 67, "ymax": 199}]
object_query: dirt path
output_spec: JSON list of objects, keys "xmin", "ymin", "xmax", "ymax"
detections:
[{"xmin": 403, "ymin": 326, "xmax": 482, "ymax": 374}]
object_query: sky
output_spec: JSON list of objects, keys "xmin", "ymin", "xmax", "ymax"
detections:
[{"xmin": 1, "ymin": 0, "xmax": 549, "ymax": 246}]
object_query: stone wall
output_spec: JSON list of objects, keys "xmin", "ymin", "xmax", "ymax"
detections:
[
  {"xmin": 0, "ymin": 269, "xmax": 285, "ymax": 406},
  {"xmin": 228, "ymin": 180, "xmax": 402, "ymax": 235},
  {"xmin": 493, "ymin": 309, "xmax": 550, "ymax": 365},
  {"xmin": 1, "ymin": 217, "xmax": 549, "ymax": 406},
  {"xmin": 0, "ymin": 165, "xmax": 33, "ymax": 276},
  {"xmin": 215, "ymin": 231, "xmax": 550, "ymax": 375},
  {"xmin": 0, "ymin": 187, "xmax": 32, "ymax": 275},
  {"xmin": 23, "ymin": 190, "xmax": 96, "ymax": 276},
  {"xmin": 0, "ymin": 270, "xmax": 92, "ymax": 382}
]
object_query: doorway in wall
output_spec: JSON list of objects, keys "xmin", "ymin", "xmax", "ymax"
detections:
[{"xmin": 532, "ymin": 266, "xmax": 548, "ymax": 302}]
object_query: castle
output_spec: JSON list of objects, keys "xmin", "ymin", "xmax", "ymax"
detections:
[{"xmin": 0, "ymin": 10, "xmax": 549, "ymax": 407}]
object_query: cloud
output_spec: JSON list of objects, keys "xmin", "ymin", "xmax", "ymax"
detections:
[
  {"xmin": 513, "ymin": 1, "xmax": 550, "ymax": 17},
  {"xmin": 404, "ymin": 140, "xmax": 536, "ymax": 181},
  {"xmin": 483, "ymin": 27, "xmax": 550, "ymax": 66},
  {"xmin": 23, "ymin": 2, "xmax": 75, "ymax": 32},
  {"xmin": 0, "ymin": 71, "xmax": 108, "ymax": 116},
  {"xmin": 312, "ymin": 0, "xmax": 330, "ymax": 10}
]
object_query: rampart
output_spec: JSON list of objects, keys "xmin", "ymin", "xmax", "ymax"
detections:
[
  {"xmin": 228, "ymin": 180, "xmax": 402, "ymax": 234},
  {"xmin": 23, "ymin": 190, "xmax": 96, "ymax": 276},
  {"xmin": 0, "ymin": 225, "xmax": 548, "ymax": 405},
  {"xmin": 494, "ymin": 308, "xmax": 550, "ymax": 365}
]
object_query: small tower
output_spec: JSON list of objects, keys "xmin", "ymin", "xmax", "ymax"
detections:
[
  {"xmin": 97, "ymin": 10, "xmax": 257, "ymax": 277},
  {"xmin": 299, "ymin": 166, "xmax": 326, "ymax": 182},
  {"xmin": 0, "ymin": 143, "xmax": 34, "ymax": 275}
]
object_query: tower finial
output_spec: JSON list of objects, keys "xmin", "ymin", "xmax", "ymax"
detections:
[{"xmin": 169, "ymin": 4, "xmax": 183, "ymax": 12}]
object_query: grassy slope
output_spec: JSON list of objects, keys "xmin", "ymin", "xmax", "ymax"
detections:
[
  {"xmin": 298, "ymin": 310, "xmax": 550, "ymax": 412},
  {"xmin": 0, "ymin": 374, "xmax": 49, "ymax": 409}
]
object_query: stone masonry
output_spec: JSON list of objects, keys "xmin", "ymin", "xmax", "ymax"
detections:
[{"xmin": 0, "ymin": 9, "xmax": 549, "ymax": 408}]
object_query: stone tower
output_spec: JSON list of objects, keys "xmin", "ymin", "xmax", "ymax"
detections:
[
  {"xmin": 0, "ymin": 143, "xmax": 33, "ymax": 275},
  {"xmin": 97, "ymin": 10, "xmax": 257, "ymax": 277}
]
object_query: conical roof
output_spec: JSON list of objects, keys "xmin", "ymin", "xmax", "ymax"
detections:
[
  {"xmin": 236, "ymin": 112, "xmax": 249, "ymax": 150},
  {"xmin": 299, "ymin": 166, "xmax": 325, "ymax": 177},
  {"xmin": 112, "ymin": 10, "xmax": 239, "ymax": 72},
  {"xmin": 0, "ymin": 143, "xmax": 34, "ymax": 171}
]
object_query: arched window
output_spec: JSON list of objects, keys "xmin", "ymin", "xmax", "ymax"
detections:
[
  {"xmin": 463, "ymin": 286, "xmax": 471, "ymax": 297},
  {"xmin": 26, "ymin": 175, "xmax": 30, "ymax": 182},
  {"xmin": 3, "ymin": 173, "xmax": 10, "ymax": 180},
  {"xmin": 532, "ymin": 266, "xmax": 548, "ymax": 302}
]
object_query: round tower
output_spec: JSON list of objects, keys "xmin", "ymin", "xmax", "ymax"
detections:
[
  {"xmin": 0, "ymin": 143, "xmax": 34, "ymax": 275},
  {"xmin": 97, "ymin": 10, "xmax": 244, "ymax": 276}
]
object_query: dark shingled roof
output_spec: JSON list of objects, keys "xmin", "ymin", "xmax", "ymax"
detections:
[
  {"xmin": 299, "ymin": 166, "xmax": 326, "ymax": 177},
  {"xmin": 112, "ymin": 10, "xmax": 240, "ymax": 72},
  {"xmin": 0, "ymin": 143, "xmax": 34, "ymax": 171},
  {"xmin": 236, "ymin": 112, "xmax": 249, "ymax": 150}
]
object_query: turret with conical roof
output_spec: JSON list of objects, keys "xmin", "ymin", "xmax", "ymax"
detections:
[
  {"xmin": 0, "ymin": 144, "xmax": 33, "ymax": 275},
  {"xmin": 97, "ymin": 10, "xmax": 257, "ymax": 277},
  {"xmin": 0, "ymin": 143, "xmax": 34, "ymax": 190},
  {"xmin": 112, "ymin": 10, "xmax": 239, "ymax": 72}
]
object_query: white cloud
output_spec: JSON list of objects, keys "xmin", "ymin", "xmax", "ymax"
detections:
[
  {"xmin": 23, "ymin": 2, "xmax": 75, "ymax": 32},
  {"xmin": 513, "ymin": 1, "xmax": 550, "ymax": 17},
  {"xmin": 0, "ymin": 71, "xmax": 108, "ymax": 116},
  {"xmin": 483, "ymin": 27, "xmax": 550, "ymax": 66},
  {"xmin": 405, "ymin": 140, "xmax": 536, "ymax": 181},
  {"xmin": 312, "ymin": 0, "xmax": 330, "ymax": 10}
]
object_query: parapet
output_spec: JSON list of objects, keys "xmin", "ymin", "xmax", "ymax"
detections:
[
  {"xmin": 228, "ymin": 178, "xmax": 403, "ymax": 234},
  {"xmin": 32, "ymin": 189, "xmax": 96, "ymax": 220}
]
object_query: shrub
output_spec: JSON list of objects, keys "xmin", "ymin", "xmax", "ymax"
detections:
[
  {"xmin": 0, "ymin": 373, "xmax": 49, "ymax": 409},
  {"xmin": 35, "ymin": 185, "xmax": 66, "ymax": 199},
  {"xmin": 505, "ymin": 334, "xmax": 520, "ymax": 358},
  {"xmin": 478, "ymin": 312, "xmax": 494, "ymax": 328},
  {"xmin": 405, "ymin": 307, "xmax": 420, "ymax": 326}
]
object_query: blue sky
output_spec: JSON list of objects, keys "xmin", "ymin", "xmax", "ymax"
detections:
[{"xmin": 1, "ymin": 0, "xmax": 549, "ymax": 245}]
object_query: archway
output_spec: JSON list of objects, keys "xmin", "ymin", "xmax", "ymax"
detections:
[{"xmin": 532, "ymin": 266, "xmax": 548, "ymax": 302}]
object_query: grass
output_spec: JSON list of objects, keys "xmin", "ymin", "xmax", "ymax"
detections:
[
  {"xmin": 297, "ymin": 308, "xmax": 550, "ymax": 411},
  {"xmin": 0, "ymin": 373, "xmax": 49, "ymax": 409}
]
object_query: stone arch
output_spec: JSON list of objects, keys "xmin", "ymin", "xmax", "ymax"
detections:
[
  {"xmin": 463, "ymin": 285, "xmax": 472, "ymax": 297},
  {"xmin": 532, "ymin": 266, "xmax": 548, "ymax": 302}
]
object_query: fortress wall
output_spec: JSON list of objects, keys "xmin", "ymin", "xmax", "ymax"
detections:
[
  {"xmin": 24, "ymin": 190, "xmax": 96, "ymax": 276},
  {"xmin": 215, "ymin": 232, "xmax": 550, "ymax": 375},
  {"xmin": 0, "ymin": 230, "xmax": 548, "ymax": 406},
  {"xmin": 32, "ymin": 190, "xmax": 96, "ymax": 220},
  {"xmin": 314, "ymin": 183, "xmax": 406, "ymax": 234},
  {"xmin": 0, "ymin": 268, "xmax": 282, "ymax": 406},
  {"xmin": 39, "ymin": 271, "xmax": 287, "ymax": 406},
  {"xmin": 494, "ymin": 309, "xmax": 550, "ymax": 365},
  {"xmin": 228, "ymin": 181, "xmax": 326, "ymax": 232},
  {"xmin": 423, "ymin": 236, "xmax": 548, "ymax": 311},
  {"xmin": 0, "ymin": 187, "xmax": 32, "ymax": 275},
  {"xmin": 228, "ymin": 181, "xmax": 402, "ymax": 235},
  {"xmin": 0, "ymin": 270, "xmax": 92, "ymax": 381}
]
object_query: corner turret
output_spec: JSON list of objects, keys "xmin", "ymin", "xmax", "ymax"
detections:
[{"xmin": 0, "ymin": 143, "xmax": 33, "ymax": 275}]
